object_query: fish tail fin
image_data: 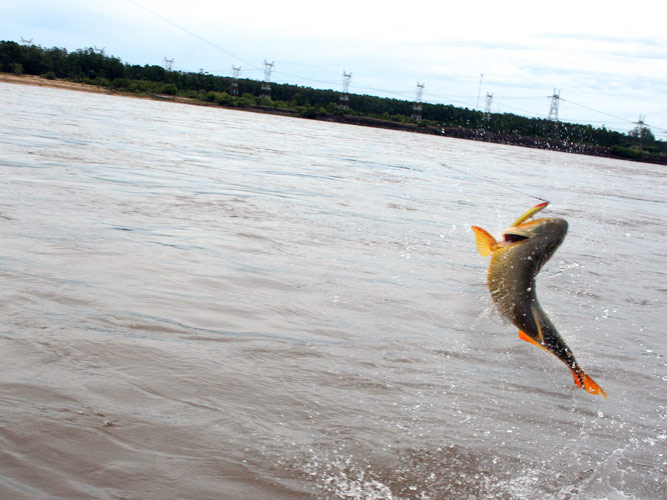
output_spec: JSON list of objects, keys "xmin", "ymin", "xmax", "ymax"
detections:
[
  {"xmin": 521, "ymin": 330, "xmax": 608, "ymax": 399},
  {"xmin": 471, "ymin": 226, "xmax": 498, "ymax": 257},
  {"xmin": 570, "ymin": 367, "xmax": 608, "ymax": 398}
]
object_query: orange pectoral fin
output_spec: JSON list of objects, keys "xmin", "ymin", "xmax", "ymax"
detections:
[
  {"xmin": 571, "ymin": 368, "xmax": 608, "ymax": 398},
  {"xmin": 518, "ymin": 330, "xmax": 550, "ymax": 354},
  {"xmin": 471, "ymin": 226, "xmax": 498, "ymax": 257}
]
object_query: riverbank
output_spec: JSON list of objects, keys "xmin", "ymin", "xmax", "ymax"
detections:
[{"xmin": 3, "ymin": 73, "xmax": 665, "ymax": 165}]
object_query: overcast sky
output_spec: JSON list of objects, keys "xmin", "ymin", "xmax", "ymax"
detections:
[{"xmin": 2, "ymin": 0, "xmax": 665, "ymax": 135}]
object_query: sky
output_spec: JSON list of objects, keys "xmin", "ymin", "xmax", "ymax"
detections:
[{"xmin": 2, "ymin": 0, "xmax": 666, "ymax": 136}]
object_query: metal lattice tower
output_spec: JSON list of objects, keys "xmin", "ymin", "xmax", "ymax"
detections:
[
  {"xmin": 163, "ymin": 57, "xmax": 174, "ymax": 71},
  {"xmin": 633, "ymin": 114, "xmax": 647, "ymax": 149},
  {"xmin": 411, "ymin": 82, "xmax": 425, "ymax": 121},
  {"xmin": 260, "ymin": 60, "xmax": 274, "ymax": 100},
  {"xmin": 484, "ymin": 92, "xmax": 493, "ymax": 121},
  {"xmin": 231, "ymin": 66, "xmax": 241, "ymax": 96},
  {"xmin": 338, "ymin": 71, "xmax": 352, "ymax": 110},
  {"xmin": 20, "ymin": 37, "xmax": 33, "ymax": 45},
  {"xmin": 547, "ymin": 88, "xmax": 561, "ymax": 121}
]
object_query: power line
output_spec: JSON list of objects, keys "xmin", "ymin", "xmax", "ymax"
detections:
[
  {"xmin": 561, "ymin": 98, "xmax": 666, "ymax": 133},
  {"xmin": 122, "ymin": 0, "xmax": 662, "ymax": 135},
  {"xmin": 272, "ymin": 70, "xmax": 339, "ymax": 86},
  {"xmin": 561, "ymin": 98, "xmax": 637, "ymax": 125},
  {"xmin": 124, "ymin": 0, "xmax": 258, "ymax": 70}
]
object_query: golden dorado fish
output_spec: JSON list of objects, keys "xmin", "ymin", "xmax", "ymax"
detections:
[{"xmin": 472, "ymin": 202, "xmax": 606, "ymax": 397}]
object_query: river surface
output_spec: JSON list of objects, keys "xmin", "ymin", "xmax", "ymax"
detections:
[{"xmin": 0, "ymin": 82, "xmax": 665, "ymax": 499}]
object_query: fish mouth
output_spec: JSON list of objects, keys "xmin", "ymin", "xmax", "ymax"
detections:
[
  {"xmin": 503, "ymin": 232, "xmax": 530, "ymax": 243},
  {"xmin": 502, "ymin": 202, "xmax": 551, "ymax": 244},
  {"xmin": 502, "ymin": 222, "xmax": 540, "ymax": 243}
]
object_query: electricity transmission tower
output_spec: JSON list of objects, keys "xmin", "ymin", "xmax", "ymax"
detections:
[
  {"xmin": 476, "ymin": 73, "xmax": 483, "ymax": 109},
  {"xmin": 632, "ymin": 114, "xmax": 647, "ymax": 149},
  {"xmin": 20, "ymin": 37, "xmax": 33, "ymax": 45},
  {"xmin": 338, "ymin": 71, "xmax": 352, "ymax": 110},
  {"xmin": 93, "ymin": 46, "xmax": 105, "ymax": 55},
  {"xmin": 260, "ymin": 60, "xmax": 274, "ymax": 100},
  {"xmin": 411, "ymin": 82, "xmax": 425, "ymax": 121},
  {"xmin": 163, "ymin": 57, "xmax": 174, "ymax": 71},
  {"xmin": 547, "ymin": 88, "xmax": 561, "ymax": 121},
  {"xmin": 484, "ymin": 92, "xmax": 493, "ymax": 121},
  {"xmin": 230, "ymin": 66, "xmax": 241, "ymax": 97}
]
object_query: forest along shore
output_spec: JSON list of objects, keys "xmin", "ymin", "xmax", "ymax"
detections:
[{"xmin": 3, "ymin": 72, "xmax": 665, "ymax": 166}]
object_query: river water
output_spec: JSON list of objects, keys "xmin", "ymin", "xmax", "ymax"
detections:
[{"xmin": 0, "ymin": 82, "xmax": 665, "ymax": 499}]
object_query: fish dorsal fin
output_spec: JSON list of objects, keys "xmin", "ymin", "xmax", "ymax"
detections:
[
  {"xmin": 471, "ymin": 226, "xmax": 498, "ymax": 257},
  {"xmin": 510, "ymin": 201, "xmax": 549, "ymax": 227}
]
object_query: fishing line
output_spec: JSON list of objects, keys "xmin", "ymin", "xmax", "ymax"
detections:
[{"xmin": 440, "ymin": 162, "xmax": 549, "ymax": 203}]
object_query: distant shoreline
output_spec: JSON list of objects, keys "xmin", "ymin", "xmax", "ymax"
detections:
[{"xmin": 3, "ymin": 73, "xmax": 665, "ymax": 166}]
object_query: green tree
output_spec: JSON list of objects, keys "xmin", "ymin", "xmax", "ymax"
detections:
[
  {"xmin": 1, "ymin": 40, "xmax": 664, "ymax": 161},
  {"xmin": 628, "ymin": 124, "xmax": 655, "ymax": 149}
]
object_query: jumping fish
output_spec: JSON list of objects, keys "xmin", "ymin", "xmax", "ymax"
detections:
[{"xmin": 472, "ymin": 202, "xmax": 607, "ymax": 397}]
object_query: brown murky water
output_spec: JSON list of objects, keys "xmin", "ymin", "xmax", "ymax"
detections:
[{"xmin": 1, "ymin": 82, "xmax": 665, "ymax": 499}]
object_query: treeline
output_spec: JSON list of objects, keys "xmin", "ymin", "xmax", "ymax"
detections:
[{"xmin": 1, "ymin": 41, "xmax": 664, "ymax": 159}]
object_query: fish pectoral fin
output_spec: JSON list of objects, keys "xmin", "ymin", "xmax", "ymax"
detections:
[
  {"xmin": 518, "ymin": 330, "xmax": 550, "ymax": 354},
  {"xmin": 471, "ymin": 226, "xmax": 498, "ymax": 257},
  {"xmin": 517, "ymin": 307, "xmax": 547, "ymax": 352},
  {"xmin": 571, "ymin": 367, "xmax": 608, "ymax": 399},
  {"xmin": 530, "ymin": 305, "xmax": 545, "ymax": 344}
]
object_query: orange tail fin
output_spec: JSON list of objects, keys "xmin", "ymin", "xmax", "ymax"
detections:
[
  {"xmin": 571, "ymin": 368, "xmax": 607, "ymax": 398},
  {"xmin": 521, "ymin": 330, "xmax": 608, "ymax": 399}
]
